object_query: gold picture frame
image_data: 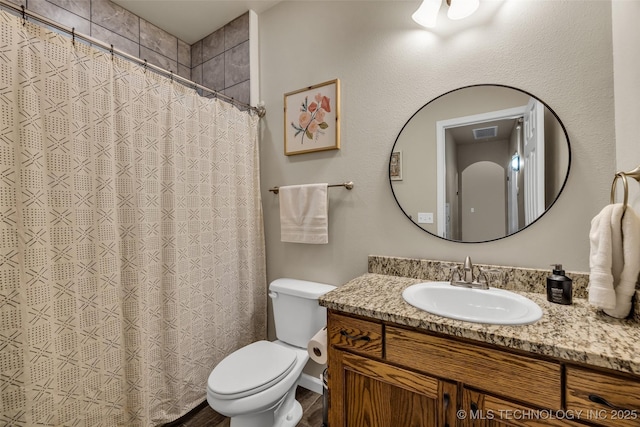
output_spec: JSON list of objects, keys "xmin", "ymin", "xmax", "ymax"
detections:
[{"xmin": 284, "ymin": 79, "xmax": 340, "ymax": 155}]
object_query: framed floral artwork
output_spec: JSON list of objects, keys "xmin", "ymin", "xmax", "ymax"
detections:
[{"xmin": 284, "ymin": 79, "xmax": 340, "ymax": 155}]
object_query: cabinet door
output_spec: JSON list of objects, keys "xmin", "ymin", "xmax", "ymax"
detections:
[
  {"xmin": 329, "ymin": 350, "xmax": 457, "ymax": 427},
  {"xmin": 462, "ymin": 388, "xmax": 583, "ymax": 427}
]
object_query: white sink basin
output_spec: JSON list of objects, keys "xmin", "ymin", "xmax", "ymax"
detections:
[{"xmin": 402, "ymin": 282, "xmax": 542, "ymax": 325}]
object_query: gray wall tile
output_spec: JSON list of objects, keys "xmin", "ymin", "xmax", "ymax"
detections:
[
  {"xmin": 47, "ymin": 0, "xmax": 90, "ymax": 19},
  {"xmin": 191, "ymin": 40, "xmax": 202, "ymax": 67},
  {"xmin": 29, "ymin": 0, "xmax": 91, "ymax": 34},
  {"xmin": 191, "ymin": 64, "xmax": 202, "ymax": 86},
  {"xmin": 224, "ymin": 81, "xmax": 250, "ymax": 106},
  {"xmin": 140, "ymin": 19, "xmax": 177, "ymax": 61},
  {"xmin": 190, "ymin": 10, "xmax": 250, "ymax": 106},
  {"xmin": 178, "ymin": 39, "xmax": 190, "ymax": 67},
  {"xmin": 202, "ymin": 28, "xmax": 224, "ymax": 63},
  {"xmin": 202, "ymin": 55, "xmax": 224, "ymax": 91},
  {"xmin": 91, "ymin": 0, "xmax": 139, "ymax": 43},
  {"xmin": 177, "ymin": 63, "xmax": 189, "ymax": 80},
  {"xmin": 91, "ymin": 23, "xmax": 139, "ymax": 58},
  {"xmin": 140, "ymin": 46, "xmax": 177, "ymax": 74},
  {"xmin": 224, "ymin": 41, "xmax": 249, "ymax": 87},
  {"xmin": 5, "ymin": 0, "xmax": 22, "ymax": 5},
  {"xmin": 224, "ymin": 13, "xmax": 249, "ymax": 50}
]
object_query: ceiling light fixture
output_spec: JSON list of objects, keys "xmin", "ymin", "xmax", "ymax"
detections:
[{"xmin": 412, "ymin": 0, "xmax": 480, "ymax": 28}]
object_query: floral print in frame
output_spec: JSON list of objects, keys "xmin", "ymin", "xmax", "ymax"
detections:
[{"xmin": 284, "ymin": 79, "xmax": 340, "ymax": 155}]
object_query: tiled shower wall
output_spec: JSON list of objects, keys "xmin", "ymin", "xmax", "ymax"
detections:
[
  {"xmin": 190, "ymin": 13, "xmax": 251, "ymax": 106},
  {"xmin": 9, "ymin": 0, "xmax": 191, "ymax": 79},
  {"xmin": 6, "ymin": 0, "xmax": 250, "ymax": 106}
]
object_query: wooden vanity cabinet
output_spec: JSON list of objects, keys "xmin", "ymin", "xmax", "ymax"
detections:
[
  {"xmin": 327, "ymin": 312, "xmax": 458, "ymax": 426},
  {"xmin": 327, "ymin": 310, "xmax": 639, "ymax": 427}
]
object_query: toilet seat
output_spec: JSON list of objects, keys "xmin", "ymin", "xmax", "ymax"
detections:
[{"xmin": 208, "ymin": 341, "xmax": 297, "ymax": 400}]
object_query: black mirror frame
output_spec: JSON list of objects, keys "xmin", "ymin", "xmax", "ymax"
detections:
[{"xmin": 389, "ymin": 84, "xmax": 572, "ymax": 243}]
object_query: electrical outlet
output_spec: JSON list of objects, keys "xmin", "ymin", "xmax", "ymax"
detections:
[{"xmin": 418, "ymin": 212, "xmax": 433, "ymax": 224}]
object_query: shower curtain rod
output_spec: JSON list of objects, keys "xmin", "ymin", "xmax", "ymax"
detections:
[{"xmin": 0, "ymin": 0, "xmax": 265, "ymax": 117}]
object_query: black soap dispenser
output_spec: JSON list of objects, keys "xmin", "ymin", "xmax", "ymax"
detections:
[{"xmin": 546, "ymin": 264, "xmax": 573, "ymax": 305}]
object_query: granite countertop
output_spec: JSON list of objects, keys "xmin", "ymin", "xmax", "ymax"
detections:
[{"xmin": 319, "ymin": 273, "xmax": 640, "ymax": 375}]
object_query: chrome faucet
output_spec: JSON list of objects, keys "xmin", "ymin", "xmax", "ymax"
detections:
[{"xmin": 450, "ymin": 256, "xmax": 490, "ymax": 290}]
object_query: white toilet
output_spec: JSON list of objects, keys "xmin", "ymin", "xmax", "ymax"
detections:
[{"xmin": 206, "ymin": 278, "xmax": 336, "ymax": 427}]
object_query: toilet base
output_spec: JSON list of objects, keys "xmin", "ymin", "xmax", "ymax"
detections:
[
  {"xmin": 275, "ymin": 400, "xmax": 302, "ymax": 427},
  {"xmin": 229, "ymin": 410, "xmax": 274, "ymax": 427},
  {"xmin": 228, "ymin": 389, "xmax": 303, "ymax": 427}
]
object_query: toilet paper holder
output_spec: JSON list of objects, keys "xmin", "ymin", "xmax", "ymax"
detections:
[{"xmin": 308, "ymin": 326, "xmax": 329, "ymax": 365}]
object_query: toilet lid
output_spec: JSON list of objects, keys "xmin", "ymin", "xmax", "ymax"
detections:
[{"xmin": 208, "ymin": 341, "xmax": 297, "ymax": 399}]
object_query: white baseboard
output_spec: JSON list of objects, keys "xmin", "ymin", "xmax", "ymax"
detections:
[{"xmin": 298, "ymin": 372, "xmax": 323, "ymax": 395}]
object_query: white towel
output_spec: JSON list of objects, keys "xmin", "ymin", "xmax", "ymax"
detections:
[
  {"xmin": 588, "ymin": 203, "xmax": 640, "ymax": 318},
  {"xmin": 279, "ymin": 183, "xmax": 329, "ymax": 244}
]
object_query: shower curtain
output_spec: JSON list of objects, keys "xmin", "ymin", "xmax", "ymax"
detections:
[{"xmin": 0, "ymin": 10, "xmax": 266, "ymax": 426}]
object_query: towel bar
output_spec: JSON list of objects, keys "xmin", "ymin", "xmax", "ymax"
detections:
[
  {"xmin": 269, "ymin": 181, "xmax": 354, "ymax": 195},
  {"xmin": 610, "ymin": 165, "xmax": 640, "ymax": 215}
]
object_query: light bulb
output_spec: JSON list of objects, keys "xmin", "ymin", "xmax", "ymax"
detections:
[
  {"xmin": 412, "ymin": 0, "xmax": 443, "ymax": 28},
  {"xmin": 447, "ymin": 0, "xmax": 480, "ymax": 20},
  {"xmin": 511, "ymin": 154, "xmax": 521, "ymax": 172}
]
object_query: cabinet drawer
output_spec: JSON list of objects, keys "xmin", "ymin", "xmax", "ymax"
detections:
[
  {"xmin": 463, "ymin": 388, "xmax": 584, "ymax": 427},
  {"xmin": 566, "ymin": 366, "xmax": 640, "ymax": 427},
  {"xmin": 386, "ymin": 326, "xmax": 561, "ymax": 409},
  {"xmin": 327, "ymin": 312, "xmax": 383, "ymax": 358}
]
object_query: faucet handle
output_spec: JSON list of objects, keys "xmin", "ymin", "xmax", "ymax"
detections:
[
  {"xmin": 478, "ymin": 268, "xmax": 504, "ymax": 288},
  {"xmin": 449, "ymin": 266, "xmax": 463, "ymax": 283}
]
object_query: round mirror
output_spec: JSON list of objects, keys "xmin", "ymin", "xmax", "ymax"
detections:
[{"xmin": 390, "ymin": 84, "xmax": 571, "ymax": 243}]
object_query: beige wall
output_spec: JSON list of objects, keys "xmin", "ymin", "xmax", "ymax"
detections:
[
  {"xmin": 446, "ymin": 131, "xmax": 459, "ymax": 239},
  {"xmin": 544, "ymin": 108, "xmax": 569, "ymax": 205},
  {"xmin": 389, "ymin": 103, "xmax": 439, "ymax": 235},
  {"xmin": 259, "ymin": 0, "xmax": 616, "ymax": 288},
  {"xmin": 461, "ymin": 160, "xmax": 506, "ymax": 241}
]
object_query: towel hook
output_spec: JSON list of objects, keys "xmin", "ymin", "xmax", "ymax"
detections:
[
  {"xmin": 610, "ymin": 173, "xmax": 629, "ymax": 209},
  {"xmin": 610, "ymin": 165, "xmax": 640, "ymax": 216}
]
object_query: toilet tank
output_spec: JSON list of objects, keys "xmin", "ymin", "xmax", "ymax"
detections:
[{"xmin": 269, "ymin": 278, "xmax": 336, "ymax": 348}]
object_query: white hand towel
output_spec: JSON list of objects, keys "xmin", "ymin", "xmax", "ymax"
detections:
[
  {"xmin": 279, "ymin": 183, "xmax": 329, "ymax": 244},
  {"xmin": 588, "ymin": 204, "xmax": 620, "ymax": 310},
  {"xmin": 588, "ymin": 203, "xmax": 640, "ymax": 318}
]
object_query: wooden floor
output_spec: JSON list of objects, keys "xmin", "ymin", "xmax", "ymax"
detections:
[{"xmin": 166, "ymin": 387, "xmax": 324, "ymax": 427}]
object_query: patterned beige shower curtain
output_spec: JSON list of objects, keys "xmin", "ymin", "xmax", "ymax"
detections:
[{"xmin": 0, "ymin": 10, "xmax": 267, "ymax": 426}]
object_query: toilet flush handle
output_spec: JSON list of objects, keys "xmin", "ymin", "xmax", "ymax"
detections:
[{"xmin": 268, "ymin": 291, "xmax": 278, "ymax": 299}]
